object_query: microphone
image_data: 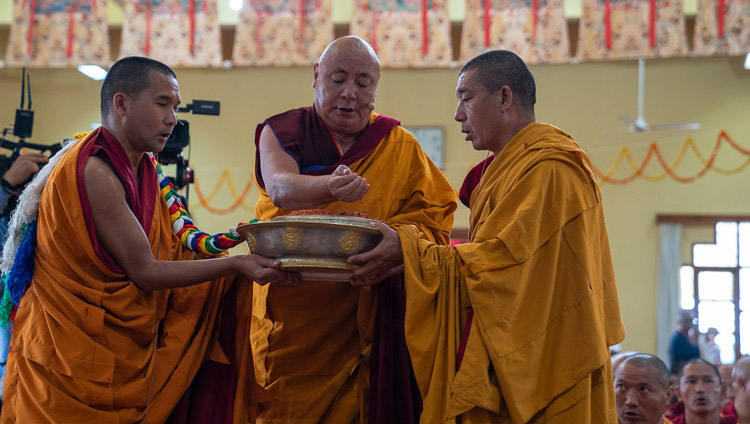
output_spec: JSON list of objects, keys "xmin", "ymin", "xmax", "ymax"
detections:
[{"xmin": 367, "ymin": 103, "xmax": 375, "ymax": 111}]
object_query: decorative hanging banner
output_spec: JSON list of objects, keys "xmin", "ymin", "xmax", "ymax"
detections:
[
  {"xmin": 576, "ymin": 0, "xmax": 688, "ymax": 60},
  {"xmin": 693, "ymin": 0, "xmax": 750, "ymax": 56},
  {"xmin": 350, "ymin": 0, "xmax": 453, "ymax": 68},
  {"xmin": 232, "ymin": 0, "xmax": 332, "ymax": 66},
  {"xmin": 460, "ymin": 0, "xmax": 569, "ymax": 65},
  {"xmin": 119, "ymin": 0, "xmax": 223, "ymax": 67},
  {"xmin": 5, "ymin": 0, "xmax": 109, "ymax": 67}
]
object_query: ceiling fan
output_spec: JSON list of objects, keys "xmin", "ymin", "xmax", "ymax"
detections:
[{"xmin": 620, "ymin": 58, "xmax": 701, "ymax": 133}]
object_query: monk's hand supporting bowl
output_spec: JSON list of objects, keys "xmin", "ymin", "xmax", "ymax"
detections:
[
  {"xmin": 347, "ymin": 221, "xmax": 404, "ymax": 287},
  {"xmin": 328, "ymin": 165, "xmax": 370, "ymax": 203},
  {"xmin": 237, "ymin": 254, "xmax": 302, "ymax": 287}
]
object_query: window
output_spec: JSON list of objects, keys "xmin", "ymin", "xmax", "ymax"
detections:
[{"xmin": 680, "ymin": 222, "xmax": 750, "ymax": 363}]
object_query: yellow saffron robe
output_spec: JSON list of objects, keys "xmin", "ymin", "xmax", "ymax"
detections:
[
  {"xmin": 252, "ymin": 114, "xmax": 457, "ymax": 423},
  {"xmin": 2, "ymin": 131, "xmax": 258, "ymax": 423},
  {"xmin": 398, "ymin": 122, "xmax": 625, "ymax": 423}
]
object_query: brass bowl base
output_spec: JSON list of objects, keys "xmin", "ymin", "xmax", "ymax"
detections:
[{"xmin": 279, "ymin": 257, "xmax": 359, "ymax": 282}]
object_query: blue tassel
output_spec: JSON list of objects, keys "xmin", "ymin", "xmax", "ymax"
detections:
[{"xmin": 7, "ymin": 220, "xmax": 38, "ymax": 306}]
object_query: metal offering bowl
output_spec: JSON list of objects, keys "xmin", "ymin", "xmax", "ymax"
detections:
[{"xmin": 235, "ymin": 215, "xmax": 383, "ymax": 281}]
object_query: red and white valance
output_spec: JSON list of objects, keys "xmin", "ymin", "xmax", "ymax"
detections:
[
  {"xmin": 119, "ymin": 0, "xmax": 223, "ymax": 67},
  {"xmin": 350, "ymin": 0, "xmax": 453, "ymax": 68},
  {"xmin": 577, "ymin": 0, "xmax": 688, "ymax": 60},
  {"xmin": 6, "ymin": 0, "xmax": 109, "ymax": 67},
  {"xmin": 460, "ymin": 0, "xmax": 570, "ymax": 65},
  {"xmin": 232, "ymin": 0, "xmax": 333, "ymax": 66}
]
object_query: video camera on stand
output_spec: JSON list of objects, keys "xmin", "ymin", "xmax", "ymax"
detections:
[
  {"xmin": 0, "ymin": 68, "xmax": 63, "ymax": 216},
  {"xmin": 158, "ymin": 100, "xmax": 220, "ymax": 192}
]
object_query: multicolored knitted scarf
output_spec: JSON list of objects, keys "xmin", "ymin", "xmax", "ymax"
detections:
[
  {"xmin": 0, "ymin": 145, "xmax": 256, "ymax": 328},
  {"xmin": 151, "ymin": 156, "xmax": 252, "ymax": 255}
]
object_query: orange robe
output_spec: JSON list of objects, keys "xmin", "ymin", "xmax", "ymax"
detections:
[
  {"xmin": 252, "ymin": 112, "xmax": 457, "ymax": 423},
  {"xmin": 1, "ymin": 130, "xmax": 257, "ymax": 423},
  {"xmin": 398, "ymin": 122, "xmax": 625, "ymax": 423}
]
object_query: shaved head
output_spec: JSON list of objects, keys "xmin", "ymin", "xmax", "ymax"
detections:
[
  {"xmin": 734, "ymin": 357, "xmax": 750, "ymax": 383},
  {"xmin": 618, "ymin": 354, "xmax": 671, "ymax": 390},
  {"xmin": 680, "ymin": 358, "xmax": 721, "ymax": 382},
  {"xmin": 318, "ymin": 35, "xmax": 380, "ymax": 70}
]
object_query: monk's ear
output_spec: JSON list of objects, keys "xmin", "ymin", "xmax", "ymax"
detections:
[
  {"xmin": 666, "ymin": 385, "xmax": 675, "ymax": 400},
  {"xmin": 312, "ymin": 62, "xmax": 320, "ymax": 89},
  {"xmin": 112, "ymin": 92, "xmax": 129, "ymax": 118},
  {"xmin": 497, "ymin": 86, "xmax": 513, "ymax": 112},
  {"xmin": 676, "ymin": 386, "xmax": 683, "ymax": 401}
]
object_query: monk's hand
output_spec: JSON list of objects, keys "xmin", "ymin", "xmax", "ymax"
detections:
[
  {"xmin": 238, "ymin": 255, "xmax": 302, "ymax": 287},
  {"xmin": 347, "ymin": 221, "xmax": 404, "ymax": 287},
  {"xmin": 328, "ymin": 165, "xmax": 369, "ymax": 203}
]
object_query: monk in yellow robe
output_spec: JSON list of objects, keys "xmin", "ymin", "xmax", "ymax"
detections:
[
  {"xmin": 252, "ymin": 36, "xmax": 457, "ymax": 423},
  {"xmin": 351, "ymin": 50, "xmax": 625, "ymax": 423},
  {"xmin": 1, "ymin": 57, "xmax": 299, "ymax": 423}
]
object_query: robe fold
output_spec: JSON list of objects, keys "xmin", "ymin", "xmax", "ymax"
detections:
[
  {"xmin": 251, "ymin": 107, "xmax": 457, "ymax": 423},
  {"xmin": 1, "ymin": 128, "xmax": 257, "ymax": 423},
  {"xmin": 399, "ymin": 122, "xmax": 625, "ymax": 423}
]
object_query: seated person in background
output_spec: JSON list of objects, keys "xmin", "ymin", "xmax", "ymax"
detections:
[
  {"xmin": 718, "ymin": 364, "xmax": 737, "ymax": 417},
  {"xmin": 614, "ymin": 353, "xmax": 674, "ymax": 424},
  {"xmin": 251, "ymin": 35, "xmax": 457, "ymax": 423},
  {"xmin": 731, "ymin": 356, "xmax": 750, "ymax": 423},
  {"xmin": 668, "ymin": 358, "xmax": 737, "ymax": 424},
  {"xmin": 1, "ymin": 56, "xmax": 300, "ymax": 423}
]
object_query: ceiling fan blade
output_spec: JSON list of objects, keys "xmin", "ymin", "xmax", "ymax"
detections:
[
  {"xmin": 646, "ymin": 122, "xmax": 702, "ymax": 131},
  {"xmin": 619, "ymin": 115, "xmax": 636, "ymax": 125}
]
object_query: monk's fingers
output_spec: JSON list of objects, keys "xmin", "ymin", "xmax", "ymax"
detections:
[
  {"xmin": 352, "ymin": 182, "xmax": 370, "ymax": 199},
  {"xmin": 350, "ymin": 259, "xmax": 386, "ymax": 279},
  {"xmin": 333, "ymin": 164, "xmax": 352, "ymax": 176},
  {"xmin": 328, "ymin": 173, "xmax": 358, "ymax": 191},
  {"xmin": 249, "ymin": 255, "xmax": 282, "ymax": 268},
  {"xmin": 347, "ymin": 242, "xmax": 385, "ymax": 265}
]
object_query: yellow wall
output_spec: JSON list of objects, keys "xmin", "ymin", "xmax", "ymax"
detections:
[{"xmin": 0, "ymin": 55, "xmax": 749, "ymax": 356}]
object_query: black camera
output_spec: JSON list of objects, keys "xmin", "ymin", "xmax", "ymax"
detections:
[
  {"xmin": 157, "ymin": 100, "xmax": 220, "ymax": 191},
  {"xmin": 0, "ymin": 68, "xmax": 63, "ymax": 217}
]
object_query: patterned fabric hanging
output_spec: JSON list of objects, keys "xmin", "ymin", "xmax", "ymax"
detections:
[
  {"xmin": 232, "ymin": 0, "xmax": 332, "ymax": 66},
  {"xmin": 460, "ymin": 0, "xmax": 569, "ymax": 65},
  {"xmin": 576, "ymin": 0, "xmax": 688, "ymax": 60},
  {"xmin": 693, "ymin": 0, "xmax": 750, "ymax": 56},
  {"xmin": 350, "ymin": 0, "xmax": 453, "ymax": 68},
  {"xmin": 5, "ymin": 0, "xmax": 109, "ymax": 67},
  {"xmin": 119, "ymin": 0, "xmax": 223, "ymax": 67}
]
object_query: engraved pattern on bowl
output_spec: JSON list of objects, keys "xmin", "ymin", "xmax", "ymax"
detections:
[{"xmin": 338, "ymin": 230, "xmax": 361, "ymax": 255}]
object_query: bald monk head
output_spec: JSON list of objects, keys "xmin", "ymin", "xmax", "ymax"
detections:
[
  {"xmin": 615, "ymin": 354, "xmax": 673, "ymax": 424},
  {"xmin": 718, "ymin": 364, "xmax": 734, "ymax": 408},
  {"xmin": 313, "ymin": 36, "xmax": 381, "ymax": 141},
  {"xmin": 732, "ymin": 357, "xmax": 750, "ymax": 422}
]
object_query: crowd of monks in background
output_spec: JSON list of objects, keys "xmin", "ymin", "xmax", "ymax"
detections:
[{"xmin": 613, "ymin": 311, "xmax": 750, "ymax": 424}]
